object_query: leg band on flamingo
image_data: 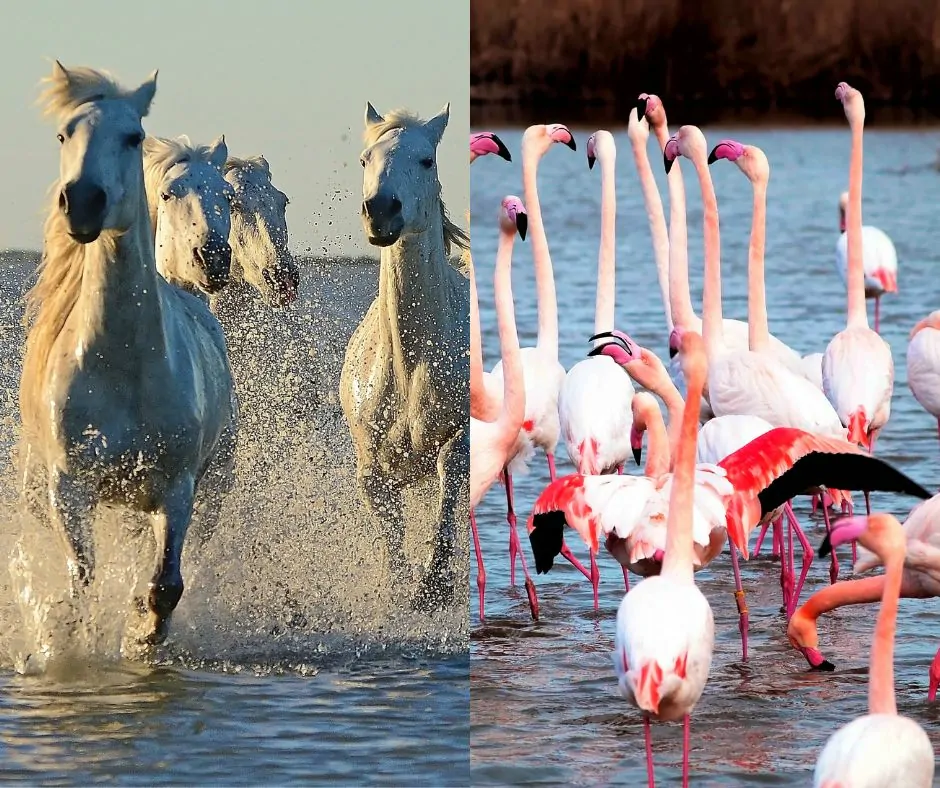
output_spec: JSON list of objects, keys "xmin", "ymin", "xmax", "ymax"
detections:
[{"xmin": 729, "ymin": 545, "xmax": 749, "ymax": 662}]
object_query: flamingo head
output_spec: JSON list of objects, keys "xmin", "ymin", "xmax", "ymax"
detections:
[
  {"xmin": 835, "ymin": 81, "xmax": 865, "ymax": 126},
  {"xmin": 588, "ymin": 329, "xmax": 639, "ymax": 365},
  {"xmin": 708, "ymin": 139, "xmax": 769, "ymax": 183},
  {"xmin": 586, "ymin": 130, "xmax": 614, "ymax": 170},
  {"xmin": 630, "ymin": 392, "xmax": 659, "ymax": 467},
  {"xmin": 664, "ymin": 125, "xmax": 708, "ymax": 174},
  {"xmin": 499, "ymin": 195, "xmax": 527, "ymax": 241},
  {"xmin": 470, "ymin": 132, "xmax": 511, "ymax": 163},
  {"xmin": 667, "ymin": 327, "xmax": 684, "ymax": 358},
  {"xmin": 637, "ymin": 93, "xmax": 665, "ymax": 129},
  {"xmin": 707, "ymin": 139, "xmax": 746, "ymax": 164},
  {"xmin": 523, "ymin": 123, "xmax": 577, "ymax": 156},
  {"xmin": 626, "ymin": 106, "xmax": 649, "ymax": 144},
  {"xmin": 629, "ymin": 424, "xmax": 644, "ymax": 466},
  {"xmin": 786, "ymin": 610, "xmax": 836, "ymax": 672},
  {"xmin": 819, "ymin": 513, "xmax": 905, "ymax": 562}
]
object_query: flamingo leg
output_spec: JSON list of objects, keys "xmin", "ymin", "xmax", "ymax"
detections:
[
  {"xmin": 589, "ymin": 550, "xmax": 600, "ymax": 610},
  {"xmin": 774, "ymin": 519, "xmax": 790, "ymax": 613},
  {"xmin": 822, "ymin": 501, "xmax": 840, "ymax": 584},
  {"xmin": 616, "ymin": 464, "xmax": 623, "ymax": 475},
  {"xmin": 785, "ymin": 503, "xmax": 813, "ymax": 614},
  {"xmin": 622, "ymin": 565, "xmax": 630, "ymax": 592},
  {"xmin": 929, "ymin": 646, "xmax": 940, "ymax": 702},
  {"xmin": 560, "ymin": 542, "xmax": 592, "ymax": 581},
  {"xmin": 546, "ymin": 452, "xmax": 557, "ymax": 483},
  {"xmin": 786, "ymin": 509, "xmax": 795, "ymax": 607},
  {"xmin": 874, "ymin": 295, "xmax": 881, "ymax": 334},
  {"xmin": 772, "ymin": 516, "xmax": 782, "ymax": 558},
  {"xmin": 643, "ymin": 714, "xmax": 656, "ymax": 788},
  {"xmin": 504, "ymin": 470, "xmax": 518, "ymax": 586},
  {"xmin": 811, "ymin": 492, "xmax": 819, "ymax": 517},
  {"xmin": 730, "ymin": 545, "xmax": 749, "ymax": 661},
  {"xmin": 682, "ymin": 714, "xmax": 690, "ymax": 788},
  {"xmin": 470, "ymin": 509, "xmax": 486, "ymax": 622},
  {"xmin": 753, "ymin": 519, "xmax": 772, "ymax": 557}
]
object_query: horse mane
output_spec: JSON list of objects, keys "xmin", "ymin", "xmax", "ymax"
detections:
[
  {"xmin": 224, "ymin": 155, "xmax": 271, "ymax": 178},
  {"xmin": 143, "ymin": 135, "xmax": 222, "ymax": 227},
  {"xmin": 364, "ymin": 109, "xmax": 468, "ymax": 255},
  {"xmin": 39, "ymin": 65, "xmax": 150, "ymax": 119}
]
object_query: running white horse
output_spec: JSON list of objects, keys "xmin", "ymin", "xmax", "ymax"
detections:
[
  {"xmin": 143, "ymin": 134, "xmax": 235, "ymax": 296},
  {"xmin": 340, "ymin": 103, "xmax": 469, "ymax": 611},
  {"xmin": 20, "ymin": 62, "xmax": 236, "ymax": 645}
]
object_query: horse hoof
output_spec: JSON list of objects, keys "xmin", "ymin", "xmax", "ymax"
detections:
[
  {"xmin": 411, "ymin": 573, "xmax": 455, "ymax": 614},
  {"xmin": 148, "ymin": 581, "xmax": 184, "ymax": 618}
]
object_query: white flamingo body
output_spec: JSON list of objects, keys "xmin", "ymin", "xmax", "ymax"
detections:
[
  {"xmin": 836, "ymin": 225, "xmax": 898, "ymax": 297},
  {"xmin": 907, "ymin": 317, "xmax": 940, "ymax": 422},
  {"xmin": 558, "ymin": 356, "xmax": 635, "ymax": 474},
  {"xmin": 822, "ymin": 328, "xmax": 893, "ymax": 438},
  {"xmin": 800, "ymin": 352, "xmax": 825, "ymax": 390},
  {"xmin": 696, "ymin": 414, "xmax": 773, "ymax": 465},
  {"xmin": 470, "ymin": 417, "xmax": 513, "ymax": 509}
]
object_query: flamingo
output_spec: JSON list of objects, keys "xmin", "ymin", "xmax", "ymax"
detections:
[
  {"xmin": 835, "ymin": 190, "xmax": 898, "ymax": 334},
  {"xmin": 907, "ymin": 311, "xmax": 940, "ymax": 446},
  {"xmin": 470, "ymin": 195, "xmax": 537, "ymax": 621},
  {"xmin": 788, "ymin": 494, "xmax": 940, "ymax": 701},
  {"xmin": 822, "ymin": 83, "xmax": 894, "ymax": 457},
  {"xmin": 487, "ymin": 124, "xmax": 588, "ymax": 589},
  {"xmin": 635, "ymin": 94, "xmax": 803, "ymax": 386},
  {"xmin": 810, "ymin": 514, "xmax": 934, "ymax": 787},
  {"xmin": 558, "ymin": 131, "xmax": 636, "ymax": 478},
  {"xmin": 470, "ymin": 132, "xmax": 512, "ymax": 164}
]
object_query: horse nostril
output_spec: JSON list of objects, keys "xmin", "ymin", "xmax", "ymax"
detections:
[
  {"xmin": 390, "ymin": 196, "xmax": 402, "ymax": 215},
  {"xmin": 88, "ymin": 186, "xmax": 106, "ymax": 215},
  {"xmin": 59, "ymin": 190, "xmax": 69, "ymax": 215},
  {"xmin": 193, "ymin": 247, "xmax": 205, "ymax": 265}
]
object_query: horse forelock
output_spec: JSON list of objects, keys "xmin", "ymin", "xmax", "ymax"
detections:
[
  {"xmin": 143, "ymin": 136, "xmax": 226, "ymax": 227},
  {"xmin": 39, "ymin": 66, "xmax": 144, "ymax": 120}
]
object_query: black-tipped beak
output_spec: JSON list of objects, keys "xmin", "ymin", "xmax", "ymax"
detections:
[
  {"xmin": 565, "ymin": 137, "xmax": 577, "ymax": 151},
  {"xmin": 517, "ymin": 213, "xmax": 528, "ymax": 241},
  {"xmin": 813, "ymin": 659, "xmax": 836, "ymax": 672},
  {"xmin": 707, "ymin": 147, "xmax": 719, "ymax": 165},
  {"xmin": 588, "ymin": 155, "xmax": 596, "ymax": 170},
  {"xmin": 493, "ymin": 136, "xmax": 512, "ymax": 162},
  {"xmin": 589, "ymin": 331, "xmax": 614, "ymax": 343},
  {"xmin": 668, "ymin": 345, "xmax": 678, "ymax": 359},
  {"xmin": 818, "ymin": 533, "xmax": 833, "ymax": 558},
  {"xmin": 588, "ymin": 341, "xmax": 618, "ymax": 358},
  {"xmin": 636, "ymin": 97, "xmax": 648, "ymax": 118},
  {"xmin": 633, "ymin": 446, "xmax": 642, "ymax": 466},
  {"xmin": 664, "ymin": 152, "xmax": 674, "ymax": 174}
]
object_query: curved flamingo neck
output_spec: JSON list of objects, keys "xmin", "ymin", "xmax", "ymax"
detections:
[
  {"xmin": 642, "ymin": 405, "xmax": 671, "ymax": 478},
  {"xmin": 846, "ymin": 122, "xmax": 868, "ymax": 329},
  {"xmin": 494, "ymin": 227, "xmax": 524, "ymax": 445},
  {"xmin": 658, "ymin": 127, "xmax": 696, "ymax": 332},
  {"xmin": 593, "ymin": 143, "xmax": 617, "ymax": 340},
  {"xmin": 521, "ymin": 143, "xmax": 559, "ymax": 357},
  {"xmin": 469, "ymin": 259, "xmax": 497, "ymax": 421},
  {"xmin": 691, "ymin": 152, "xmax": 725, "ymax": 357},
  {"xmin": 802, "ymin": 575, "xmax": 885, "ymax": 620},
  {"xmin": 661, "ymin": 355, "xmax": 705, "ymax": 582},
  {"xmin": 870, "ymin": 554, "xmax": 903, "ymax": 715},
  {"xmin": 630, "ymin": 126, "xmax": 672, "ymax": 333},
  {"xmin": 748, "ymin": 177, "xmax": 770, "ymax": 352}
]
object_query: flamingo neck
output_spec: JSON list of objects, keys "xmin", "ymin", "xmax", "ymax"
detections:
[
  {"xmin": 521, "ymin": 145, "xmax": 559, "ymax": 357},
  {"xmin": 660, "ymin": 378, "xmax": 685, "ymax": 469},
  {"xmin": 469, "ymin": 257, "xmax": 497, "ymax": 422},
  {"xmin": 692, "ymin": 153, "xmax": 725, "ymax": 358},
  {"xmin": 747, "ymin": 178, "xmax": 770, "ymax": 352},
  {"xmin": 593, "ymin": 146, "xmax": 617, "ymax": 341},
  {"xmin": 802, "ymin": 575, "xmax": 886, "ymax": 620},
  {"xmin": 643, "ymin": 406, "xmax": 671, "ymax": 478},
  {"xmin": 631, "ymin": 130, "xmax": 671, "ymax": 333},
  {"xmin": 659, "ymin": 129, "xmax": 696, "ymax": 332},
  {"xmin": 493, "ymin": 227, "xmax": 524, "ymax": 446},
  {"xmin": 869, "ymin": 554, "xmax": 903, "ymax": 716},
  {"xmin": 846, "ymin": 122, "xmax": 868, "ymax": 330},
  {"xmin": 661, "ymin": 359, "xmax": 704, "ymax": 582}
]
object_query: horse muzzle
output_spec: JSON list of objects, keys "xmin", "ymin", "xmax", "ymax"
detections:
[
  {"xmin": 195, "ymin": 235, "xmax": 232, "ymax": 294},
  {"xmin": 263, "ymin": 259, "xmax": 300, "ymax": 307},
  {"xmin": 362, "ymin": 192, "xmax": 403, "ymax": 247},
  {"xmin": 59, "ymin": 180, "xmax": 107, "ymax": 243}
]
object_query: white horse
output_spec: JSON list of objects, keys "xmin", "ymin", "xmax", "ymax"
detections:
[
  {"xmin": 20, "ymin": 62, "xmax": 236, "ymax": 645},
  {"xmin": 143, "ymin": 134, "xmax": 234, "ymax": 295},
  {"xmin": 218, "ymin": 155, "xmax": 300, "ymax": 311},
  {"xmin": 340, "ymin": 103, "xmax": 469, "ymax": 612}
]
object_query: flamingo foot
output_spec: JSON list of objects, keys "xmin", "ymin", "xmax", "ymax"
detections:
[
  {"xmin": 644, "ymin": 715, "xmax": 656, "ymax": 788},
  {"xmin": 560, "ymin": 541, "xmax": 592, "ymax": 581},
  {"xmin": 929, "ymin": 646, "xmax": 940, "ymax": 701}
]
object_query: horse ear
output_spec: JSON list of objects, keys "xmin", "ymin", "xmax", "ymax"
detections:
[
  {"xmin": 132, "ymin": 70, "xmax": 158, "ymax": 117},
  {"xmin": 52, "ymin": 60, "xmax": 71, "ymax": 83},
  {"xmin": 208, "ymin": 135, "xmax": 228, "ymax": 170},
  {"xmin": 365, "ymin": 102, "xmax": 384, "ymax": 127},
  {"xmin": 424, "ymin": 103, "xmax": 450, "ymax": 146},
  {"xmin": 258, "ymin": 155, "xmax": 271, "ymax": 175}
]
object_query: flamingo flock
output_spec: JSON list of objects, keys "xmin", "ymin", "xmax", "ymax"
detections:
[{"xmin": 470, "ymin": 82, "xmax": 940, "ymax": 786}]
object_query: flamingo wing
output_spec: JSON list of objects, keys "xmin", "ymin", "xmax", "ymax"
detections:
[{"xmin": 718, "ymin": 427, "xmax": 931, "ymax": 557}]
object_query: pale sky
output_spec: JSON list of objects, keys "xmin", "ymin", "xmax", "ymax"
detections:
[{"xmin": 0, "ymin": 0, "xmax": 468, "ymax": 256}]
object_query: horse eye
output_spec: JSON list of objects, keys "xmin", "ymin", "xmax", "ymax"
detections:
[
  {"xmin": 56, "ymin": 133, "xmax": 65, "ymax": 144},
  {"xmin": 359, "ymin": 157, "xmax": 366, "ymax": 168},
  {"xmin": 420, "ymin": 157, "xmax": 434, "ymax": 169},
  {"xmin": 161, "ymin": 192, "xmax": 171, "ymax": 202},
  {"xmin": 127, "ymin": 133, "xmax": 144, "ymax": 148}
]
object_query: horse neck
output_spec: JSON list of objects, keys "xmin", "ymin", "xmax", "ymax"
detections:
[
  {"xmin": 747, "ymin": 177, "xmax": 770, "ymax": 352},
  {"xmin": 521, "ymin": 147, "xmax": 558, "ymax": 358},
  {"xmin": 377, "ymin": 210, "xmax": 455, "ymax": 362}
]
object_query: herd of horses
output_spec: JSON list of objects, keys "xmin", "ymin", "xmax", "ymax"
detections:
[{"xmin": 15, "ymin": 61, "xmax": 468, "ymax": 660}]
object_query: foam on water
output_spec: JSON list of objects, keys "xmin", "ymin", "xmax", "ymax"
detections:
[{"xmin": 0, "ymin": 251, "xmax": 470, "ymax": 676}]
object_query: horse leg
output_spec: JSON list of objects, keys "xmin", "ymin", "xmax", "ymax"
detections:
[
  {"xmin": 413, "ymin": 434, "xmax": 471, "ymax": 614},
  {"xmin": 49, "ymin": 468, "xmax": 96, "ymax": 597},
  {"xmin": 359, "ymin": 465, "xmax": 408, "ymax": 578},
  {"xmin": 142, "ymin": 473, "xmax": 197, "ymax": 645},
  {"xmin": 190, "ymin": 407, "xmax": 238, "ymax": 549}
]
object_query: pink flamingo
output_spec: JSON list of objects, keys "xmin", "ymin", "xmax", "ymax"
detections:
[
  {"xmin": 470, "ymin": 195, "xmax": 537, "ymax": 621},
  {"xmin": 469, "ymin": 132, "xmax": 512, "ymax": 164},
  {"xmin": 788, "ymin": 494, "xmax": 940, "ymax": 700},
  {"xmin": 809, "ymin": 513, "xmax": 934, "ymax": 787},
  {"xmin": 907, "ymin": 311, "xmax": 940, "ymax": 446},
  {"xmin": 822, "ymin": 83, "xmax": 894, "ymax": 457},
  {"xmin": 835, "ymin": 190, "xmax": 898, "ymax": 334},
  {"xmin": 487, "ymin": 124, "xmax": 588, "ymax": 589}
]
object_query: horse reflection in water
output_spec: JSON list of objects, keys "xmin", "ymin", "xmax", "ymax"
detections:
[{"xmin": 16, "ymin": 62, "xmax": 236, "ymax": 663}]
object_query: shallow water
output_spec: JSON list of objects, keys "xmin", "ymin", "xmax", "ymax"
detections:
[
  {"xmin": 470, "ymin": 126, "xmax": 940, "ymax": 784},
  {"xmin": 0, "ymin": 253, "xmax": 469, "ymax": 785}
]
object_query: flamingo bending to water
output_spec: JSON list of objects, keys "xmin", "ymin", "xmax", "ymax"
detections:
[
  {"xmin": 822, "ymin": 83, "xmax": 894, "ymax": 454},
  {"xmin": 835, "ymin": 190, "xmax": 898, "ymax": 334},
  {"xmin": 810, "ymin": 514, "xmax": 934, "ymax": 787},
  {"xmin": 907, "ymin": 311, "xmax": 940, "ymax": 446},
  {"xmin": 470, "ymin": 196, "xmax": 537, "ymax": 620}
]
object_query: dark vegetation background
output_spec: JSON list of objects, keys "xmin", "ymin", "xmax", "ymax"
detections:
[{"xmin": 471, "ymin": 0, "xmax": 940, "ymax": 125}]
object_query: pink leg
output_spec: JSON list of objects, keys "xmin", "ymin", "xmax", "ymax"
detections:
[
  {"xmin": 622, "ymin": 565, "xmax": 630, "ymax": 592},
  {"xmin": 753, "ymin": 519, "xmax": 772, "ymax": 557},
  {"xmin": 771, "ymin": 516, "xmax": 782, "ymax": 558},
  {"xmin": 470, "ymin": 509, "xmax": 486, "ymax": 622},
  {"xmin": 560, "ymin": 542, "xmax": 592, "ymax": 581},
  {"xmin": 937, "ymin": 420, "xmax": 940, "ymax": 449},
  {"xmin": 730, "ymin": 545, "xmax": 749, "ymax": 661},
  {"xmin": 822, "ymin": 502, "xmax": 840, "ymax": 584},
  {"xmin": 786, "ymin": 507, "xmax": 795, "ymax": 602},
  {"xmin": 811, "ymin": 492, "xmax": 819, "ymax": 517},
  {"xmin": 546, "ymin": 452, "xmax": 557, "ymax": 483},
  {"xmin": 682, "ymin": 714, "xmax": 690, "ymax": 788},
  {"xmin": 589, "ymin": 550, "xmax": 600, "ymax": 610},
  {"xmin": 929, "ymin": 646, "xmax": 940, "ymax": 702},
  {"xmin": 643, "ymin": 715, "xmax": 656, "ymax": 788},
  {"xmin": 616, "ymin": 464, "xmax": 623, "ymax": 475},
  {"xmin": 874, "ymin": 295, "xmax": 881, "ymax": 334},
  {"xmin": 785, "ymin": 503, "xmax": 813, "ymax": 615},
  {"xmin": 504, "ymin": 470, "xmax": 518, "ymax": 586}
]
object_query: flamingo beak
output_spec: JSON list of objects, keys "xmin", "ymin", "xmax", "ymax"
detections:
[
  {"xmin": 633, "ymin": 446, "xmax": 643, "ymax": 466},
  {"xmin": 516, "ymin": 212, "xmax": 528, "ymax": 241},
  {"xmin": 664, "ymin": 152, "xmax": 674, "ymax": 174},
  {"xmin": 587, "ymin": 154, "xmax": 596, "ymax": 170},
  {"xmin": 492, "ymin": 135, "xmax": 512, "ymax": 162},
  {"xmin": 707, "ymin": 147, "xmax": 720, "ymax": 165},
  {"xmin": 636, "ymin": 96, "xmax": 648, "ymax": 118}
]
